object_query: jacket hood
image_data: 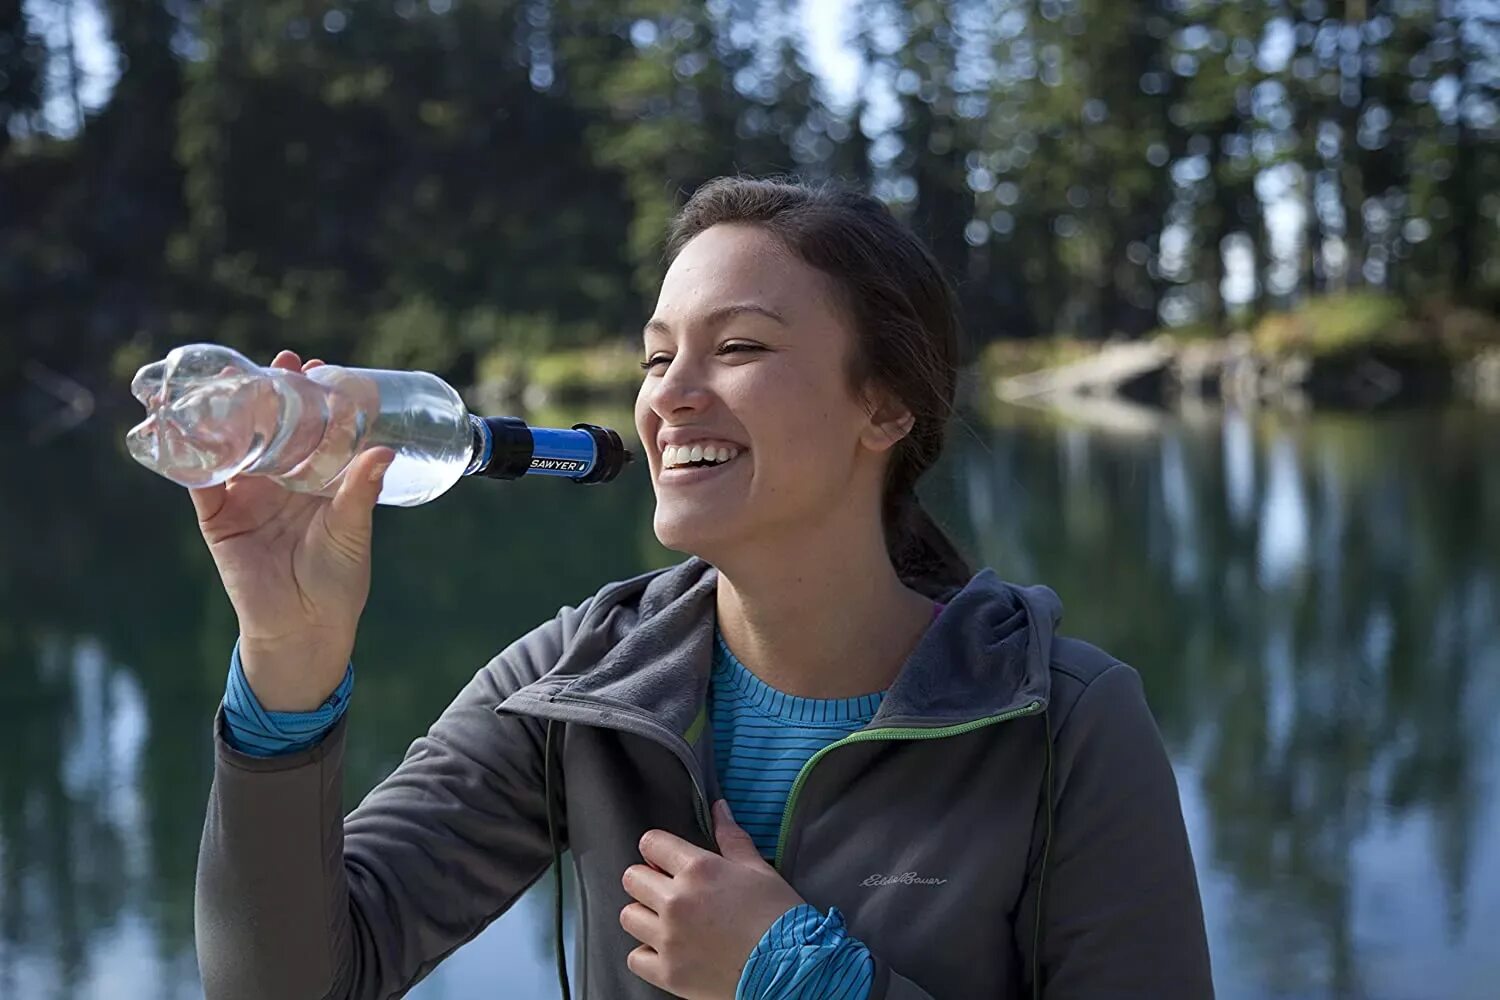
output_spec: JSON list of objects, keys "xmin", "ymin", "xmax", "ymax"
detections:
[{"xmin": 502, "ymin": 557, "xmax": 1062, "ymax": 738}]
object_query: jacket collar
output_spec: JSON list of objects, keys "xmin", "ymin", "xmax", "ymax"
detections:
[{"xmin": 502, "ymin": 557, "xmax": 1059, "ymax": 739}]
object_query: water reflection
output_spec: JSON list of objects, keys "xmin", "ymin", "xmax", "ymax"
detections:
[
  {"xmin": 958, "ymin": 405, "xmax": 1500, "ymax": 999},
  {"xmin": 0, "ymin": 405, "xmax": 1496, "ymax": 998}
]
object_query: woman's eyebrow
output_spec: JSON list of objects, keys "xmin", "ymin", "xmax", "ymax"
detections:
[{"xmin": 643, "ymin": 303, "xmax": 787, "ymax": 340}]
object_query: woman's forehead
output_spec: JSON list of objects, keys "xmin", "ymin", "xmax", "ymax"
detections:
[{"xmin": 656, "ymin": 226, "xmax": 833, "ymax": 327}]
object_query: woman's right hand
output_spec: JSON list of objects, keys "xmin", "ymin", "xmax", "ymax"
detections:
[{"xmin": 189, "ymin": 350, "xmax": 397, "ymax": 712}]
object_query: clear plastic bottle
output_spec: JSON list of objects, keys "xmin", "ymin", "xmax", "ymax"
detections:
[{"xmin": 125, "ymin": 343, "xmax": 630, "ymax": 506}]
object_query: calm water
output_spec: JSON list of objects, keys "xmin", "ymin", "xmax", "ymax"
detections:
[{"xmin": 1, "ymin": 401, "xmax": 1497, "ymax": 1000}]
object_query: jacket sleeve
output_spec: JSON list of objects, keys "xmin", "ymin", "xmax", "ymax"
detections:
[
  {"xmin": 872, "ymin": 967, "xmax": 937, "ymax": 1000},
  {"xmin": 194, "ymin": 599, "xmax": 592, "ymax": 1000},
  {"xmin": 1016, "ymin": 661, "xmax": 1214, "ymax": 998}
]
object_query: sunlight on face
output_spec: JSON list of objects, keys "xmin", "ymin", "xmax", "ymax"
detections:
[{"xmin": 633, "ymin": 223, "xmax": 881, "ymax": 561}]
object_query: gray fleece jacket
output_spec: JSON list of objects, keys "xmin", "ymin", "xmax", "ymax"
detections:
[{"xmin": 194, "ymin": 557, "xmax": 1214, "ymax": 999}]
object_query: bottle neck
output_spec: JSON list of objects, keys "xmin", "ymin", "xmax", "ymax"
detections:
[{"xmin": 464, "ymin": 414, "xmax": 491, "ymax": 477}]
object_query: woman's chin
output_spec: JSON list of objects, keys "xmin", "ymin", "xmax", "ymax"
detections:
[{"xmin": 652, "ymin": 509, "xmax": 740, "ymax": 559}]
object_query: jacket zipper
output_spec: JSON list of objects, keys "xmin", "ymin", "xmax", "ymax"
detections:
[
  {"xmin": 772, "ymin": 699, "xmax": 1044, "ymax": 871},
  {"xmin": 517, "ymin": 694, "xmax": 715, "ymax": 841}
]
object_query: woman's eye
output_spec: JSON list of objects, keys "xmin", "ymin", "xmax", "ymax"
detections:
[{"xmin": 638, "ymin": 344, "xmax": 761, "ymax": 372}]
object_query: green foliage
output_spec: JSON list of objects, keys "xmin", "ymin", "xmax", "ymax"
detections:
[
  {"xmin": 1254, "ymin": 294, "xmax": 1500, "ymax": 360},
  {"xmin": 531, "ymin": 344, "xmax": 639, "ymax": 397},
  {"xmin": 1, "ymin": 0, "xmax": 1497, "ymax": 398},
  {"xmin": 361, "ymin": 298, "xmax": 460, "ymax": 372},
  {"xmin": 1152, "ymin": 323, "xmax": 1223, "ymax": 344},
  {"xmin": 1253, "ymin": 293, "xmax": 1410, "ymax": 358}
]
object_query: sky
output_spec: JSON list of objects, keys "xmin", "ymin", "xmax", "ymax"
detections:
[
  {"xmin": 21, "ymin": 0, "xmax": 117, "ymax": 137},
  {"xmin": 799, "ymin": 0, "xmax": 862, "ymax": 106}
]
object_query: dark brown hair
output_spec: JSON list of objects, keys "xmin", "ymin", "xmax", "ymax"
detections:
[{"xmin": 664, "ymin": 176, "xmax": 973, "ymax": 598}]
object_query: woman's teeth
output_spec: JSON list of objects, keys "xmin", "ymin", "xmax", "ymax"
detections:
[{"xmin": 662, "ymin": 444, "xmax": 741, "ymax": 469}]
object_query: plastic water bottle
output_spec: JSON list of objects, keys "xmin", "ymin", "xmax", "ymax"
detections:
[{"xmin": 125, "ymin": 343, "xmax": 633, "ymax": 506}]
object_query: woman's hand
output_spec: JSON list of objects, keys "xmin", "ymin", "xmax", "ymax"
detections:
[
  {"xmin": 621, "ymin": 800, "xmax": 807, "ymax": 999},
  {"xmin": 189, "ymin": 350, "xmax": 397, "ymax": 711}
]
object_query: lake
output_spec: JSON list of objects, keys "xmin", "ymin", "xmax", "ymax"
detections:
[{"xmin": 1, "ymin": 401, "xmax": 1497, "ymax": 999}]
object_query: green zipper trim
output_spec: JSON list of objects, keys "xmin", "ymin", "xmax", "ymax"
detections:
[
  {"xmin": 772, "ymin": 700, "xmax": 1044, "ymax": 870},
  {"xmin": 682, "ymin": 704, "xmax": 708, "ymax": 747}
]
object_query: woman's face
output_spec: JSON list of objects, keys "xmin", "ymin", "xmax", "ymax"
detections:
[{"xmin": 635, "ymin": 223, "xmax": 910, "ymax": 559}]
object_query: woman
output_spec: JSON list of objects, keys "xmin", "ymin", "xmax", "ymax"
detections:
[{"xmin": 193, "ymin": 177, "xmax": 1214, "ymax": 999}]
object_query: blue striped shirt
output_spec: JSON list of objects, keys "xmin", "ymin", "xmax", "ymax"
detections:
[
  {"xmin": 710, "ymin": 630, "xmax": 879, "ymax": 999},
  {"xmin": 709, "ymin": 630, "xmax": 883, "ymax": 858}
]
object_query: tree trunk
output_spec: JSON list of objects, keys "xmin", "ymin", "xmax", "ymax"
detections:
[
  {"xmin": 1450, "ymin": 116, "xmax": 1476, "ymax": 295},
  {"xmin": 1337, "ymin": 0, "xmax": 1367, "ymax": 288}
]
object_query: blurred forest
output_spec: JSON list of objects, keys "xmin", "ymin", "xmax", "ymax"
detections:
[{"xmin": 2, "ymin": 0, "xmax": 1498, "ymax": 397}]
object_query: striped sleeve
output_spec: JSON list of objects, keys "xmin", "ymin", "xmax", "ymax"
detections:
[
  {"xmin": 221, "ymin": 637, "xmax": 353, "ymax": 757},
  {"xmin": 736, "ymin": 903, "xmax": 874, "ymax": 1000}
]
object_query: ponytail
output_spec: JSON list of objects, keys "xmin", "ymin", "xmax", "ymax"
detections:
[{"xmin": 884, "ymin": 489, "xmax": 973, "ymax": 599}]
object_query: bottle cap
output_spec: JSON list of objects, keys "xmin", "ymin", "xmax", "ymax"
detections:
[
  {"xmin": 570, "ymin": 423, "xmax": 633, "ymax": 485},
  {"xmin": 473, "ymin": 416, "xmax": 533, "ymax": 480}
]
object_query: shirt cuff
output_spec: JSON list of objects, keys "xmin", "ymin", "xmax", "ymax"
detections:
[
  {"xmin": 736, "ymin": 902, "xmax": 875, "ymax": 1000},
  {"xmin": 221, "ymin": 636, "xmax": 353, "ymax": 757}
]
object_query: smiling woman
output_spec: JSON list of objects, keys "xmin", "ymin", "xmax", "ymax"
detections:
[
  {"xmin": 192, "ymin": 177, "xmax": 1213, "ymax": 1000},
  {"xmin": 636, "ymin": 181, "xmax": 972, "ymax": 610}
]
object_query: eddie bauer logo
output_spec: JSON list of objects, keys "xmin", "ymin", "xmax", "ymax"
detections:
[{"xmin": 861, "ymin": 872, "xmax": 949, "ymax": 887}]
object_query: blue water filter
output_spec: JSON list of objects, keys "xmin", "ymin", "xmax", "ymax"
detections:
[
  {"xmin": 527, "ymin": 426, "xmax": 600, "ymax": 477},
  {"xmin": 467, "ymin": 416, "xmax": 632, "ymax": 484}
]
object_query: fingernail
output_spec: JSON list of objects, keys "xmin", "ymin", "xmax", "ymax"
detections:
[{"xmin": 369, "ymin": 460, "xmax": 392, "ymax": 484}]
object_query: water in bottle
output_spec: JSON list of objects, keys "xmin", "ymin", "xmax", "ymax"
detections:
[{"xmin": 126, "ymin": 343, "xmax": 630, "ymax": 506}]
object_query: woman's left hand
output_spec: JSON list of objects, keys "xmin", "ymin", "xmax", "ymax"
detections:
[{"xmin": 621, "ymin": 799, "xmax": 807, "ymax": 999}]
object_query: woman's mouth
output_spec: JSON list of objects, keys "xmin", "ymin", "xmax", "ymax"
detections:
[{"xmin": 658, "ymin": 443, "xmax": 746, "ymax": 483}]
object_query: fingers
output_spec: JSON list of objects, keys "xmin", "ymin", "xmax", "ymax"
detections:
[
  {"xmin": 624, "ymin": 946, "xmax": 666, "ymax": 992},
  {"xmin": 711, "ymin": 799, "xmax": 762, "ymax": 863},
  {"xmin": 188, "ymin": 351, "xmax": 307, "ymax": 523},
  {"xmin": 621, "ymin": 862, "xmax": 674, "ymax": 913},
  {"xmin": 618, "ymin": 902, "xmax": 663, "ymax": 949},
  {"xmin": 271, "ymin": 350, "xmax": 324, "ymax": 372},
  {"xmin": 188, "ymin": 481, "xmax": 228, "ymax": 523},
  {"xmin": 325, "ymin": 446, "xmax": 396, "ymax": 552},
  {"xmin": 637, "ymin": 829, "xmax": 705, "ymax": 877}
]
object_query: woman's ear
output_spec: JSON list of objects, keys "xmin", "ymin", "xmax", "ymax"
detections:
[{"xmin": 861, "ymin": 389, "xmax": 916, "ymax": 454}]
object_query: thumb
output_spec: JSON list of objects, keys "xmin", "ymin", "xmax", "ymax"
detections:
[
  {"xmin": 327, "ymin": 447, "xmax": 395, "ymax": 545},
  {"xmin": 713, "ymin": 799, "xmax": 763, "ymax": 865}
]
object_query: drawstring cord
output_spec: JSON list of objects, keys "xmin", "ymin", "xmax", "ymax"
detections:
[
  {"xmin": 1031, "ymin": 709, "xmax": 1054, "ymax": 1000},
  {"xmin": 545, "ymin": 719, "xmax": 572, "ymax": 1000}
]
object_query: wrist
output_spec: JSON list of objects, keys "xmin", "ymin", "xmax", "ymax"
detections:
[{"xmin": 237, "ymin": 633, "xmax": 353, "ymax": 712}]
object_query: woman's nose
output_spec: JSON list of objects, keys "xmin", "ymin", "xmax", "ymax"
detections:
[{"xmin": 649, "ymin": 361, "xmax": 712, "ymax": 415}]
